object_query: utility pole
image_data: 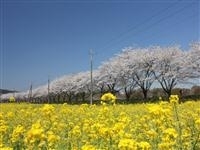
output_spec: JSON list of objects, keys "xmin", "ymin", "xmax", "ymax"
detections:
[
  {"xmin": 90, "ymin": 49, "xmax": 93, "ymax": 105},
  {"xmin": 47, "ymin": 76, "xmax": 50, "ymax": 103},
  {"xmin": 0, "ymin": 89, "xmax": 2, "ymax": 103},
  {"xmin": 28, "ymin": 83, "xmax": 32, "ymax": 103}
]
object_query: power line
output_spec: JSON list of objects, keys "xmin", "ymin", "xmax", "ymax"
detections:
[
  {"xmin": 99, "ymin": 0, "xmax": 180, "ymax": 49},
  {"xmin": 2, "ymin": 0, "xmax": 192, "ymax": 4},
  {"xmin": 96, "ymin": 0, "xmax": 182, "ymax": 52},
  {"xmin": 96, "ymin": 0, "xmax": 197, "ymax": 53},
  {"xmin": 115, "ymin": 2, "xmax": 196, "ymax": 46},
  {"xmin": 140, "ymin": 9, "xmax": 199, "ymax": 45}
]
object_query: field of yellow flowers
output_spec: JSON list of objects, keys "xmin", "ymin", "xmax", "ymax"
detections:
[{"xmin": 0, "ymin": 99, "xmax": 200, "ymax": 149}]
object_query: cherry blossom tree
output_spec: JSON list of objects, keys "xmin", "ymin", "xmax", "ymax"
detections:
[
  {"xmin": 50, "ymin": 74, "xmax": 77, "ymax": 103},
  {"xmin": 118, "ymin": 47, "xmax": 157, "ymax": 101},
  {"xmin": 98, "ymin": 57, "xmax": 122, "ymax": 94},
  {"xmin": 71, "ymin": 71, "xmax": 91, "ymax": 102},
  {"xmin": 50, "ymin": 71, "xmax": 92, "ymax": 103},
  {"xmin": 153, "ymin": 46, "xmax": 185, "ymax": 98},
  {"xmin": 115, "ymin": 48, "xmax": 138, "ymax": 101},
  {"xmin": 98, "ymin": 46, "xmax": 157, "ymax": 101},
  {"xmin": 1, "ymin": 42, "xmax": 199, "ymax": 103},
  {"xmin": 92, "ymin": 70, "xmax": 107, "ymax": 94},
  {"xmin": 186, "ymin": 42, "xmax": 200, "ymax": 81}
]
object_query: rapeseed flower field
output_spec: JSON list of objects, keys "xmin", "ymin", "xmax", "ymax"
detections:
[{"xmin": 0, "ymin": 97, "xmax": 199, "ymax": 149}]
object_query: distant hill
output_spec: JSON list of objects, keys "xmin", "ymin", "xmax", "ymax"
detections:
[{"xmin": 0, "ymin": 89, "xmax": 17, "ymax": 94}]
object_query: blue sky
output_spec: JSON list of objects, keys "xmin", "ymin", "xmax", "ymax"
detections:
[{"xmin": 0, "ymin": 0, "xmax": 199, "ymax": 91}]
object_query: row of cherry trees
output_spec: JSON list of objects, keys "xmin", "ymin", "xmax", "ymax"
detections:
[
  {"xmin": 96, "ymin": 43, "xmax": 200, "ymax": 101},
  {"xmin": 1, "ymin": 42, "xmax": 199, "ymax": 102}
]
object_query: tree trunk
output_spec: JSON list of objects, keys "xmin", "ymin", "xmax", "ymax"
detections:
[
  {"xmin": 167, "ymin": 90, "xmax": 171, "ymax": 100},
  {"xmin": 124, "ymin": 87, "xmax": 131, "ymax": 102},
  {"xmin": 142, "ymin": 89, "xmax": 148, "ymax": 102}
]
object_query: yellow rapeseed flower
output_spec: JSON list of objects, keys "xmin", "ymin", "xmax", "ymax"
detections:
[
  {"xmin": 9, "ymin": 96, "xmax": 15, "ymax": 102},
  {"xmin": 195, "ymin": 118, "xmax": 200, "ymax": 129},
  {"xmin": 0, "ymin": 120, "xmax": 8, "ymax": 134},
  {"xmin": 0, "ymin": 147, "xmax": 13, "ymax": 150},
  {"xmin": 11, "ymin": 125, "xmax": 25, "ymax": 143},
  {"xmin": 138, "ymin": 141, "xmax": 151, "ymax": 150},
  {"xmin": 169, "ymin": 95, "xmax": 179, "ymax": 104},
  {"xmin": 147, "ymin": 105, "xmax": 163, "ymax": 116},
  {"xmin": 41, "ymin": 104, "xmax": 55, "ymax": 116},
  {"xmin": 100, "ymin": 92, "xmax": 116, "ymax": 104},
  {"xmin": 81, "ymin": 144, "xmax": 96, "ymax": 150},
  {"xmin": 25, "ymin": 121, "xmax": 45, "ymax": 145},
  {"xmin": 118, "ymin": 138, "xmax": 137, "ymax": 150},
  {"xmin": 71, "ymin": 125, "xmax": 81, "ymax": 138},
  {"xmin": 162, "ymin": 128, "xmax": 178, "ymax": 142},
  {"xmin": 0, "ymin": 100, "xmax": 200, "ymax": 149},
  {"xmin": 47, "ymin": 131, "xmax": 60, "ymax": 147}
]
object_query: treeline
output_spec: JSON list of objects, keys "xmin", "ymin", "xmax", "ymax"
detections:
[
  {"xmin": 0, "ymin": 42, "xmax": 199, "ymax": 103},
  {"xmin": 1, "ymin": 85, "xmax": 200, "ymax": 104}
]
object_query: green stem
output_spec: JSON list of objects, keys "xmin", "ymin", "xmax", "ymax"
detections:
[{"xmin": 173, "ymin": 103, "xmax": 182, "ymax": 150}]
